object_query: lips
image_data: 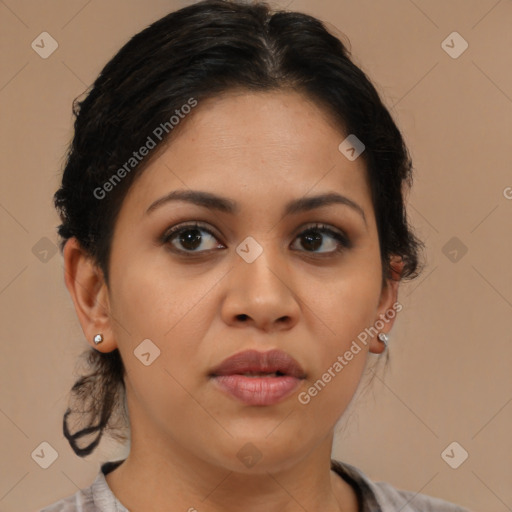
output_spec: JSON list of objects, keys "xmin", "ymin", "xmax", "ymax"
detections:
[
  {"xmin": 209, "ymin": 349, "xmax": 306, "ymax": 406},
  {"xmin": 209, "ymin": 349, "xmax": 306, "ymax": 379}
]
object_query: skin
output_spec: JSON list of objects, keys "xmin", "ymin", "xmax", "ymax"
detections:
[{"xmin": 64, "ymin": 90, "xmax": 403, "ymax": 512}]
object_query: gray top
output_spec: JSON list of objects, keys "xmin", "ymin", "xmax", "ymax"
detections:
[{"xmin": 38, "ymin": 459, "xmax": 472, "ymax": 512}]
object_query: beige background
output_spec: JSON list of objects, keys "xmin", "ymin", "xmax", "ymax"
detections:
[{"xmin": 1, "ymin": 1, "xmax": 511, "ymax": 511}]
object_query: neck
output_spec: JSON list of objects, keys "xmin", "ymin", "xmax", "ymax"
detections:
[
  {"xmin": 105, "ymin": 433, "xmax": 358, "ymax": 512},
  {"xmin": 104, "ymin": 383, "xmax": 358, "ymax": 512}
]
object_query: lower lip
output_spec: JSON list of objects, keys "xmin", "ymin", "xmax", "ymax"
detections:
[{"xmin": 211, "ymin": 375, "xmax": 303, "ymax": 405}]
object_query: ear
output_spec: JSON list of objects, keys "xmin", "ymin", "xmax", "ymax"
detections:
[
  {"xmin": 63, "ymin": 237, "xmax": 117, "ymax": 352},
  {"xmin": 369, "ymin": 255, "xmax": 404, "ymax": 354}
]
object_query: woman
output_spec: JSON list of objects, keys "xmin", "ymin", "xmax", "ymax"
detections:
[{"xmin": 40, "ymin": 1, "xmax": 471, "ymax": 510}]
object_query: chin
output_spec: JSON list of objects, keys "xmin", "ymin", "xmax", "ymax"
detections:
[{"xmin": 207, "ymin": 435, "xmax": 308, "ymax": 475}]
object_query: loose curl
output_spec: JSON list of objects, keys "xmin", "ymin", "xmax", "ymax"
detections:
[{"xmin": 55, "ymin": 0, "xmax": 424, "ymax": 456}]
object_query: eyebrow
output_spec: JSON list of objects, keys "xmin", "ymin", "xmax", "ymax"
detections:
[{"xmin": 146, "ymin": 189, "xmax": 367, "ymax": 225}]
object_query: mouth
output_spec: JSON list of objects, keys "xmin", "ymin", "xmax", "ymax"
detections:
[
  {"xmin": 235, "ymin": 371, "xmax": 285, "ymax": 377},
  {"xmin": 209, "ymin": 349, "xmax": 306, "ymax": 406},
  {"xmin": 209, "ymin": 348, "xmax": 306, "ymax": 379}
]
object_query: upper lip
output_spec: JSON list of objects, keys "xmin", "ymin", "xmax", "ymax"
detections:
[{"xmin": 210, "ymin": 349, "xmax": 306, "ymax": 378}]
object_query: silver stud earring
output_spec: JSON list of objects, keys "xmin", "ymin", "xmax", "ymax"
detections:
[
  {"xmin": 93, "ymin": 334, "xmax": 104, "ymax": 345},
  {"xmin": 377, "ymin": 333, "xmax": 389, "ymax": 347}
]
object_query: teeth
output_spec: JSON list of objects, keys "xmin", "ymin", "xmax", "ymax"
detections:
[{"xmin": 242, "ymin": 372, "xmax": 279, "ymax": 377}]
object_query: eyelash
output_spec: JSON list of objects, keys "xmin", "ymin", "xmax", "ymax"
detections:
[{"xmin": 160, "ymin": 221, "xmax": 352, "ymax": 257}]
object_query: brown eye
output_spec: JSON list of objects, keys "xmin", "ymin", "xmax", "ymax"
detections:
[
  {"xmin": 162, "ymin": 223, "xmax": 224, "ymax": 254},
  {"xmin": 291, "ymin": 224, "xmax": 351, "ymax": 254}
]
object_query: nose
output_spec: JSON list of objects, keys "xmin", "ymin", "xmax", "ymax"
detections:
[{"xmin": 220, "ymin": 244, "xmax": 300, "ymax": 333}]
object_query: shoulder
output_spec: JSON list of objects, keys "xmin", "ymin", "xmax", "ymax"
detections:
[
  {"xmin": 36, "ymin": 464, "xmax": 124, "ymax": 512},
  {"xmin": 370, "ymin": 480, "xmax": 473, "ymax": 511},
  {"xmin": 36, "ymin": 487, "xmax": 93, "ymax": 511},
  {"xmin": 331, "ymin": 459, "xmax": 472, "ymax": 512}
]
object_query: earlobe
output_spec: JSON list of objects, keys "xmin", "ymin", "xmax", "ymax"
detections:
[
  {"xmin": 63, "ymin": 238, "xmax": 116, "ymax": 352},
  {"xmin": 370, "ymin": 256, "xmax": 404, "ymax": 354}
]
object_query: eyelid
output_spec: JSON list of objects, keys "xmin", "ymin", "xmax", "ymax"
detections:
[
  {"xmin": 160, "ymin": 221, "xmax": 221, "ymax": 244},
  {"xmin": 292, "ymin": 222, "xmax": 353, "ymax": 251},
  {"xmin": 292, "ymin": 222, "xmax": 350, "ymax": 241}
]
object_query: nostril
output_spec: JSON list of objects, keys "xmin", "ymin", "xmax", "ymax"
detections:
[{"xmin": 237, "ymin": 314, "xmax": 249, "ymax": 321}]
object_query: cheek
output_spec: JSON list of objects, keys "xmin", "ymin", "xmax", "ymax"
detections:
[
  {"xmin": 304, "ymin": 263, "xmax": 382, "ymax": 345},
  {"xmin": 296, "ymin": 356, "xmax": 366, "ymax": 436},
  {"xmin": 109, "ymin": 255, "xmax": 215, "ymax": 341},
  {"xmin": 296, "ymin": 282, "xmax": 378, "ymax": 424},
  {"xmin": 108, "ymin": 256, "xmax": 221, "ymax": 399},
  {"xmin": 295, "ymin": 263, "xmax": 381, "ymax": 413},
  {"xmin": 109, "ymin": 261, "xmax": 208, "ymax": 420}
]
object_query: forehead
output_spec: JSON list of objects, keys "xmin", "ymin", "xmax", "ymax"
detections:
[{"xmin": 122, "ymin": 90, "xmax": 372, "ymax": 217}]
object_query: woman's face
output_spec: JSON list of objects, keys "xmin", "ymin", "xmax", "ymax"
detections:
[{"xmin": 101, "ymin": 90, "xmax": 399, "ymax": 472}]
